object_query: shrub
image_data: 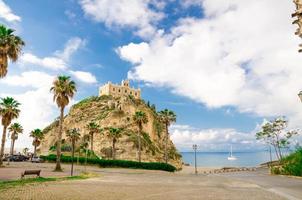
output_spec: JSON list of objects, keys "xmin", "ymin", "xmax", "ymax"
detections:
[
  {"xmin": 271, "ymin": 166, "xmax": 281, "ymax": 175},
  {"xmin": 280, "ymin": 148, "xmax": 302, "ymax": 176},
  {"xmin": 40, "ymin": 154, "xmax": 176, "ymax": 172}
]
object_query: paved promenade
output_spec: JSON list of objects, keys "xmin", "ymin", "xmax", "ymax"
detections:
[{"xmin": 0, "ymin": 162, "xmax": 300, "ymax": 200}]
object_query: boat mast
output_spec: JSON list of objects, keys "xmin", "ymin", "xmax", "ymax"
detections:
[{"xmin": 230, "ymin": 145, "xmax": 233, "ymax": 157}]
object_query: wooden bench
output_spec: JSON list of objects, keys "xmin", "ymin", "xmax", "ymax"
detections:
[{"xmin": 21, "ymin": 170, "xmax": 41, "ymax": 178}]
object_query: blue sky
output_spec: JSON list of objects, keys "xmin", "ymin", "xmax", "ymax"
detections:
[{"xmin": 0, "ymin": 0, "xmax": 301, "ymax": 151}]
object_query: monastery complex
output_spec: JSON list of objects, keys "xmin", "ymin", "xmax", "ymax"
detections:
[{"xmin": 99, "ymin": 79, "xmax": 141, "ymax": 99}]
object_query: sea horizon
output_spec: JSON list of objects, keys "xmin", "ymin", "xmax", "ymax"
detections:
[{"xmin": 180, "ymin": 151, "xmax": 282, "ymax": 168}]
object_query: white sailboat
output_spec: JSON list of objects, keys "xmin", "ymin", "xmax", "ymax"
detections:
[{"xmin": 227, "ymin": 145, "xmax": 237, "ymax": 161}]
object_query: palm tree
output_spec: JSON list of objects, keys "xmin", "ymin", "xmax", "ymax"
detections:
[
  {"xmin": 86, "ymin": 122, "xmax": 101, "ymax": 154},
  {"xmin": 30, "ymin": 129, "xmax": 44, "ymax": 156},
  {"xmin": 0, "ymin": 97, "xmax": 20, "ymax": 166},
  {"xmin": 50, "ymin": 75, "xmax": 76, "ymax": 171},
  {"xmin": 105, "ymin": 127, "xmax": 123, "ymax": 160},
  {"xmin": 0, "ymin": 25, "xmax": 25, "ymax": 78},
  {"xmin": 66, "ymin": 128, "xmax": 81, "ymax": 176},
  {"xmin": 158, "ymin": 109, "xmax": 176, "ymax": 163},
  {"xmin": 133, "ymin": 111, "xmax": 148, "ymax": 162},
  {"xmin": 80, "ymin": 136, "xmax": 89, "ymax": 171},
  {"xmin": 8, "ymin": 122, "xmax": 23, "ymax": 155}
]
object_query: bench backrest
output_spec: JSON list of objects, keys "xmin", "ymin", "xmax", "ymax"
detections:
[{"xmin": 23, "ymin": 170, "xmax": 41, "ymax": 175}]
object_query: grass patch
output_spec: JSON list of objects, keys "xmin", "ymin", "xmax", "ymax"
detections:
[{"xmin": 0, "ymin": 173, "xmax": 96, "ymax": 191}]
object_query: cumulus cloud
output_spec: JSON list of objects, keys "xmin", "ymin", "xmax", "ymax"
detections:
[
  {"xmin": 79, "ymin": 0, "xmax": 165, "ymax": 38},
  {"xmin": 70, "ymin": 70, "xmax": 97, "ymax": 84},
  {"xmin": 20, "ymin": 37, "xmax": 86, "ymax": 70},
  {"xmin": 20, "ymin": 53, "xmax": 67, "ymax": 70},
  {"xmin": 0, "ymin": 0, "xmax": 21, "ymax": 22},
  {"xmin": 118, "ymin": 0, "xmax": 302, "ymax": 127},
  {"xmin": 170, "ymin": 124, "xmax": 259, "ymax": 152},
  {"xmin": 0, "ymin": 71, "xmax": 55, "ymax": 88},
  {"xmin": 0, "ymin": 71, "xmax": 58, "ymax": 151}
]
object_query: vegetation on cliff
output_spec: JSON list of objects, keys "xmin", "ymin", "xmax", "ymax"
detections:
[{"xmin": 41, "ymin": 94, "xmax": 182, "ymax": 169}]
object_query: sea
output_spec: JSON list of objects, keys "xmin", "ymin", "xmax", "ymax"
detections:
[{"xmin": 181, "ymin": 151, "xmax": 280, "ymax": 167}]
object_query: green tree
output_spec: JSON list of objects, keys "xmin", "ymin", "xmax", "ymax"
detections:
[
  {"xmin": 50, "ymin": 75, "xmax": 76, "ymax": 171},
  {"xmin": 79, "ymin": 136, "xmax": 89, "ymax": 169},
  {"xmin": 158, "ymin": 109, "xmax": 176, "ymax": 163},
  {"xmin": 0, "ymin": 97, "xmax": 20, "ymax": 166},
  {"xmin": 133, "ymin": 111, "xmax": 148, "ymax": 162},
  {"xmin": 105, "ymin": 127, "xmax": 123, "ymax": 160},
  {"xmin": 256, "ymin": 117, "xmax": 298, "ymax": 161},
  {"xmin": 8, "ymin": 122, "xmax": 23, "ymax": 155},
  {"xmin": 86, "ymin": 122, "xmax": 101, "ymax": 154},
  {"xmin": 30, "ymin": 129, "xmax": 44, "ymax": 157},
  {"xmin": 0, "ymin": 25, "xmax": 25, "ymax": 78},
  {"xmin": 66, "ymin": 128, "xmax": 81, "ymax": 176}
]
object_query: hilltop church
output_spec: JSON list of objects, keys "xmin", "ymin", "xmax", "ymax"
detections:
[{"xmin": 99, "ymin": 80, "xmax": 141, "ymax": 99}]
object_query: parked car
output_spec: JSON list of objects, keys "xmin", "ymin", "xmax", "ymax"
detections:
[
  {"xmin": 3, "ymin": 155, "xmax": 29, "ymax": 162},
  {"xmin": 31, "ymin": 156, "xmax": 43, "ymax": 163}
]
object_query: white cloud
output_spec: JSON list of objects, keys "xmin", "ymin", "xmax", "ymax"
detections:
[
  {"xmin": 0, "ymin": 71, "xmax": 58, "ymax": 151},
  {"xmin": 56, "ymin": 37, "xmax": 86, "ymax": 61},
  {"xmin": 20, "ymin": 53, "xmax": 67, "ymax": 70},
  {"xmin": 70, "ymin": 70, "xmax": 97, "ymax": 84},
  {"xmin": 118, "ymin": 0, "xmax": 302, "ymax": 127},
  {"xmin": 20, "ymin": 37, "xmax": 86, "ymax": 71},
  {"xmin": 79, "ymin": 0, "xmax": 165, "ymax": 38},
  {"xmin": 0, "ymin": 71, "xmax": 54, "ymax": 88},
  {"xmin": 0, "ymin": 0, "xmax": 21, "ymax": 22},
  {"xmin": 170, "ymin": 124, "xmax": 258, "ymax": 152}
]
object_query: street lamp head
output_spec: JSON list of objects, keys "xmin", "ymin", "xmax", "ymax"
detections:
[
  {"xmin": 298, "ymin": 91, "xmax": 302, "ymax": 102},
  {"xmin": 192, "ymin": 144, "xmax": 197, "ymax": 150}
]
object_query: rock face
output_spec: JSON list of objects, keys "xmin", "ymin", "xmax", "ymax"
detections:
[{"xmin": 40, "ymin": 95, "xmax": 182, "ymax": 169}]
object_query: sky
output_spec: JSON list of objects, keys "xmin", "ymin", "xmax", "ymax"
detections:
[{"xmin": 0, "ymin": 0, "xmax": 302, "ymax": 152}]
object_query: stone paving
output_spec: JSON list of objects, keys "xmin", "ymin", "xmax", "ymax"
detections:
[{"xmin": 0, "ymin": 162, "xmax": 295, "ymax": 200}]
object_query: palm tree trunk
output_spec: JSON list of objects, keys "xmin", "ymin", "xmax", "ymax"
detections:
[
  {"xmin": 0, "ymin": 53, "xmax": 8, "ymax": 78},
  {"xmin": 71, "ymin": 141, "xmax": 75, "ymax": 176},
  {"xmin": 8, "ymin": 137, "xmax": 14, "ymax": 165},
  {"xmin": 90, "ymin": 133, "xmax": 93, "ymax": 157},
  {"xmin": 112, "ymin": 140, "xmax": 116, "ymax": 160},
  {"xmin": 85, "ymin": 149, "xmax": 87, "ymax": 172},
  {"xmin": 34, "ymin": 144, "xmax": 37, "ymax": 157},
  {"xmin": 138, "ymin": 124, "xmax": 142, "ymax": 162},
  {"xmin": 0, "ymin": 125, "xmax": 7, "ymax": 166},
  {"xmin": 165, "ymin": 123, "xmax": 168, "ymax": 164},
  {"xmin": 55, "ymin": 107, "xmax": 64, "ymax": 171},
  {"xmin": 77, "ymin": 151, "xmax": 79, "ymax": 165},
  {"xmin": 10, "ymin": 137, "xmax": 15, "ymax": 155}
]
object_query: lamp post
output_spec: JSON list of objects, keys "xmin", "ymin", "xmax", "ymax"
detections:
[{"xmin": 193, "ymin": 144, "xmax": 198, "ymax": 175}]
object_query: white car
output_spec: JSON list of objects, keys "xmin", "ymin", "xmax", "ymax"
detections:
[{"xmin": 31, "ymin": 156, "xmax": 43, "ymax": 163}]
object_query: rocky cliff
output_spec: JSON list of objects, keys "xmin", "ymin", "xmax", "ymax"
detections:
[{"xmin": 40, "ymin": 95, "xmax": 182, "ymax": 168}]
